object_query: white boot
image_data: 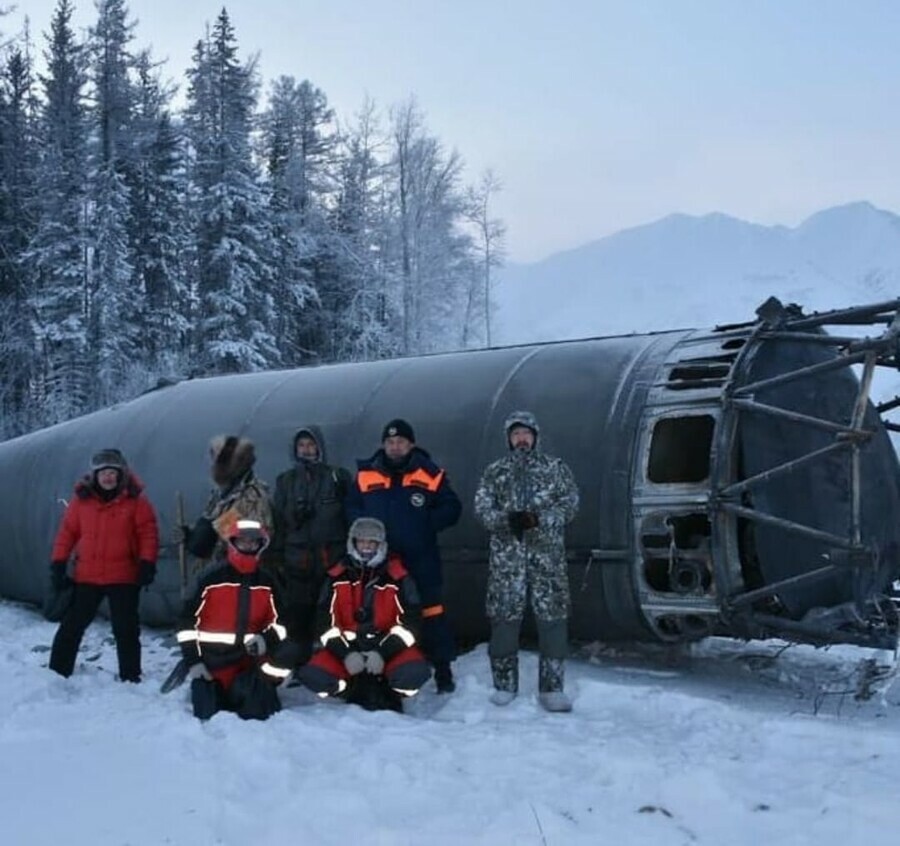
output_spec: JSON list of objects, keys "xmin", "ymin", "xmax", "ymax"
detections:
[
  {"xmin": 490, "ymin": 689, "xmax": 517, "ymax": 706},
  {"xmin": 538, "ymin": 691, "xmax": 572, "ymax": 712}
]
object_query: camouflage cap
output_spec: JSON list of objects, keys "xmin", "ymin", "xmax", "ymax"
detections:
[{"xmin": 504, "ymin": 410, "xmax": 539, "ymax": 437}]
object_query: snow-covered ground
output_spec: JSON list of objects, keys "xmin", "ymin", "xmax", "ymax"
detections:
[{"xmin": 1, "ymin": 599, "xmax": 897, "ymax": 846}]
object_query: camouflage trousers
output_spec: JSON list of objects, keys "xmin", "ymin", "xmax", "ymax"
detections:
[{"xmin": 488, "ymin": 617, "xmax": 568, "ymax": 693}]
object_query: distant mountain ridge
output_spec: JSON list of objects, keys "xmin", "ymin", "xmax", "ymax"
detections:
[{"xmin": 495, "ymin": 202, "xmax": 900, "ymax": 344}]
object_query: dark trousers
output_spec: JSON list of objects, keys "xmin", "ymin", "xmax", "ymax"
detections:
[
  {"xmin": 191, "ymin": 668, "xmax": 281, "ymax": 721},
  {"xmin": 297, "ymin": 645, "xmax": 430, "ymax": 699},
  {"xmin": 49, "ymin": 583, "xmax": 141, "ymax": 681},
  {"xmin": 279, "ymin": 568, "xmax": 323, "ymax": 661},
  {"xmin": 417, "ymin": 583, "xmax": 457, "ymax": 668}
]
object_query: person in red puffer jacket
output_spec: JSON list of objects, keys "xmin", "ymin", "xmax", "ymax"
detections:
[{"xmin": 49, "ymin": 448, "xmax": 159, "ymax": 682}]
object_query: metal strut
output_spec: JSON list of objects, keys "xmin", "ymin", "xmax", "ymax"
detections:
[{"xmin": 715, "ymin": 297, "xmax": 900, "ymax": 649}]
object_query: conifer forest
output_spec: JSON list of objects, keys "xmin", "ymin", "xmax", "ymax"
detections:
[{"xmin": 0, "ymin": 1, "xmax": 505, "ymax": 438}]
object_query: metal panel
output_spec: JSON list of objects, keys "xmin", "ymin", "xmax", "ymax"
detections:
[{"xmin": 1, "ymin": 299, "xmax": 898, "ymax": 650}]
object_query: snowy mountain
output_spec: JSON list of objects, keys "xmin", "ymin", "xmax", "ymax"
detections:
[{"xmin": 495, "ymin": 201, "xmax": 900, "ymax": 344}]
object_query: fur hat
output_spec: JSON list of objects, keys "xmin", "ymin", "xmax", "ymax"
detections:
[
  {"xmin": 209, "ymin": 435, "xmax": 256, "ymax": 487},
  {"xmin": 91, "ymin": 448, "xmax": 127, "ymax": 472},
  {"xmin": 381, "ymin": 418, "xmax": 415, "ymax": 442},
  {"xmin": 347, "ymin": 517, "xmax": 388, "ymax": 567}
]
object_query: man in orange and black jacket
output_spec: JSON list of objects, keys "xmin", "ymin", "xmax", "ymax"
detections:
[{"xmin": 345, "ymin": 419, "xmax": 462, "ymax": 693}]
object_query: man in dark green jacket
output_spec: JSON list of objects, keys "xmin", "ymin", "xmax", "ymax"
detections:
[{"xmin": 269, "ymin": 426, "xmax": 351, "ymax": 659}]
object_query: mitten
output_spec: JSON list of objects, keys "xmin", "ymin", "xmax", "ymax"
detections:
[
  {"xmin": 521, "ymin": 512, "xmax": 539, "ymax": 530},
  {"xmin": 343, "ymin": 651, "xmax": 366, "ymax": 675},
  {"xmin": 507, "ymin": 511, "xmax": 527, "ymax": 540},
  {"xmin": 50, "ymin": 561, "xmax": 70, "ymax": 591},
  {"xmin": 245, "ymin": 634, "xmax": 267, "ymax": 657},
  {"xmin": 362, "ymin": 651, "xmax": 385, "ymax": 675},
  {"xmin": 137, "ymin": 560, "xmax": 156, "ymax": 586}
]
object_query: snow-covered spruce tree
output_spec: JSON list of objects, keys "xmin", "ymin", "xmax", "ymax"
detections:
[
  {"xmin": 388, "ymin": 98, "xmax": 473, "ymax": 355},
  {"xmin": 0, "ymin": 45, "xmax": 39, "ymax": 302},
  {"xmin": 329, "ymin": 97, "xmax": 400, "ymax": 362},
  {"xmin": 260, "ymin": 76, "xmax": 332, "ymax": 366},
  {"xmin": 184, "ymin": 10, "xmax": 278, "ymax": 375},
  {"xmin": 0, "ymin": 41, "xmax": 41, "ymax": 433},
  {"xmin": 0, "ymin": 296, "xmax": 35, "ymax": 437},
  {"xmin": 128, "ymin": 49, "xmax": 192, "ymax": 379},
  {"xmin": 24, "ymin": 0, "xmax": 92, "ymax": 424},
  {"xmin": 85, "ymin": 0, "xmax": 143, "ymax": 405}
]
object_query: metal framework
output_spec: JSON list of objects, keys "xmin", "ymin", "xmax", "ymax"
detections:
[{"xmin": 715, "ymin": 298, "xmax": 900, "ymax": 649}]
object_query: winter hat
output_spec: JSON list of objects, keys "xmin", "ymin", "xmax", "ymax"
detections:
[
  {"xmin": 381, "ymin": 418, "xmax": 415, "ymax": 443},
  {"xmin": 91, "ymin": 448, "xmax": 127, "ymax": 472},
  {"xmin": 347, "ymin": 517, "xmax": 388, "ymax": 567},
  {"xmin": 209, "ymin": 435, "xmax": 256, "ymax": 487},
  {"xmin": 504, "ymin": 410, "xmax": 539, "ymax": 443}
]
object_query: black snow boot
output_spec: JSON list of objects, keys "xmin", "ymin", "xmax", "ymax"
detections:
[{"xmin": 434, "ymin": 661, "xmax": 456, "ymax": 694}]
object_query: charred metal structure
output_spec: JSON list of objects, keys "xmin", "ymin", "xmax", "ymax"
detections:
[{"xmin": 1, "ymin": 298, "xmax": 899, "ymax": 650}]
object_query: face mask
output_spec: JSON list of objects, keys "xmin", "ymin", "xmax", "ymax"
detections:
[{"xmin": 227, "ymin": 547, "xmax": 258, "ymax": 574}]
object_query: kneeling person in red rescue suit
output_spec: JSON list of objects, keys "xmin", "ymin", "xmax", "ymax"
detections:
[
  {"xmin": 49, "ymin": 449, "xmax": 159, "ymax": 682},
  {"xmin": 295, "ymin": 517, "xmax": 431, "ymax": 710},
  {"xmin": 177, "ymin": 520, "xmax": 296, "ymax": 720}
]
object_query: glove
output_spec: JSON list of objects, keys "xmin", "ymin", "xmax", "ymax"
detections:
[
  {"xmin": 294, "ymin": 504, "xmax": 316, "ymax": 525},
  {"xmin": 362, "ymin": 651, "xmax": 385, "ymax": 675},
  {"xmin": 508, "ymin": 510, "xmax": 539, "ymax": 540},
  {"xmin": 137, "ymin": 560, "xmax": 156, "ymax": 587},
  {"xmin": 172, "ymin": 523, "xmax": 190, "ymax": 545},
  {"xmin": 188, "ymin": 663, "xmax": 213, "ymax": 681},
  {"xmin": 343, "ymin": 651, "xmax": 366, "ymax": 676},
  {"xmin": 245, "ymin": 634, "xmax": 267, "ymax": 657},
  {"xmin": 50, "ymin": 561, "xmax": 70, "ymax": 591}
]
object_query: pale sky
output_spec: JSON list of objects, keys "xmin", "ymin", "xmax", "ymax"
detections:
[{"xmin": 7, "ymin": 0, "xmax": 900, "ymax": 262}]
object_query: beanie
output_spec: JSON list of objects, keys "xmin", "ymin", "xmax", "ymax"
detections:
[{"xmin": 381, "ymin": 418, "xmax": 415, "ymax": 442}]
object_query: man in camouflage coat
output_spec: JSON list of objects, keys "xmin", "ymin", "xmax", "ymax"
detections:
[{"xmin": 474, "ymin": 411, "xmax": 579, "ymax": 712}]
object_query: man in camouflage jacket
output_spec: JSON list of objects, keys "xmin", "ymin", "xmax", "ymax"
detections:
[{"xmin": 474, "ymin": 411, "xmax": 579, "ymax": 712}]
